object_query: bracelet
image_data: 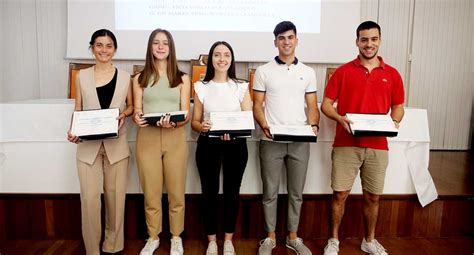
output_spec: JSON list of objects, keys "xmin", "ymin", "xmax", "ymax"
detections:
[{"xmin": 311, "ymin": 124, "xmax": 320, "ymax": 130}]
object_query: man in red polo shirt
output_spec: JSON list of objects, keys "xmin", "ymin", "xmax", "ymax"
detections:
[{"xmin": 322, "ymin": 21, "xmax": 405, "ymax": 255}]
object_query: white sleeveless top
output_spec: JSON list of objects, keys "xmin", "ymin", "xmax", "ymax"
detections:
[{"xmin": 194, "ymin": 80, "xmax": 248, "ymax": 116}]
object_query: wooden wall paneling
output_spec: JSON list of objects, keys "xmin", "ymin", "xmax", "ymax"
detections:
[
  {"xmin": 388, "ymin": 200, "xmax": 400, "ymax": 237},
  {"xmin": 7, "ymin": 198, "xmax": 48, "ymax": 239},
  {"xmin": 44, "ymin": 200, "xmax": 56, "ymax": 238},
  {"xmin": 425, "ymin": 201, "xmax": 443, "ymax": 238},
  {"xmin": 183, "ymin": 195, "xmax": 205, "ymax": 239},
  {"xmin": 4, "ymin": 200, "xmax": 25, "ymax": 239},
  {"xmin": 243, "ymin": 195, "xmax": 265, "ymax": 239},
  {"xmin": 318, "ymin": 200, "xmax": 331, "ymax": 238},
  {"xmin": 303, "ymin": 198, "xmax": 330, "ymax": 239},
  {"xmin": 124, "ymin": 195, "xmax": 144, "ymax": 240},
  {"xmin": 0, "ymin": 200, "xmax": 6, "ymax": 244},
  {"xmin": 441, "ymin": 199, "xmax": 474, "ymax": 237},
  {"xmin": 299, "ymin": 199, "xmax": 317, "ymax": 239},
  {"xmin": 339, "ymin": 198, "xmax": 364, "ymax": 239},
  {"xmin": 51, "ymin": 196, "xmax": 82, "ymax": 239},
  {"xmin": 234, "ymin": 201, "xmax": 243, "ymax": 238},
  {"xmin": 375, "ymin": 200, "xmax": 392, "ymax": 237},
  {"xmin": 396, "ymin": 200, "xmax": 415, "ymax": 237},
  {"xmin": 275, "ymin": 196, "xmax": 289, "ymax": 240},
  {"xmin": 412, "ymin": 200, "xmax": 431, "ymax": 237},
  {"xmin": 1, "ymin": 194, "xmax": 473, "ymax": 240}
]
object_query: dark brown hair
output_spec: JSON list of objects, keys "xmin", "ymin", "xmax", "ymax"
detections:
[
  {"xmin": 357, "ymin": 21, "xmax": 381, "ymax": 39},
  {"xmin": 202, "ymin": 41, "xmax": 241, "ymax": 83},
  {"xmin": 89, "ymin": 29, "xmax": 117, "ymax": 49}
]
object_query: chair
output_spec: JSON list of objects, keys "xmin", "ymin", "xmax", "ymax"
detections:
[
  {"xmin": 190, "ymin": 59, "xmax": 207, "ymax": 100},
  {"xmin": 248, "ymin": 68, "xmax": 256, "ymax": 100},
  {"xmin": 325, "ymin": 67, "xmax": 336, "ymax": 88},
  {"xmin": 132, "ymin": 64, "xmax": 145, "ymax": 77},
  {"xmin": 68, "ymin": 63, "xmax": 94, "ymax": 99}
]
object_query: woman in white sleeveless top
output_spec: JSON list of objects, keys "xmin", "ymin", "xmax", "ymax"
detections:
[{"xmin": 191, "ymin": 41, "xmax": 252, "ymax": 255}]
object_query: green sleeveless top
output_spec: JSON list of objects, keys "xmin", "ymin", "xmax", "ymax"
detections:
[{"xmin": 143, "ymin": 76, "xmax": 180, "ymax": 114}]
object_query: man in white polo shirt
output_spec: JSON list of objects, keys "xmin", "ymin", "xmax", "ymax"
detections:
[{"xmin": 253, "ymin": 21, "xmax": 320, "ymax": 255}]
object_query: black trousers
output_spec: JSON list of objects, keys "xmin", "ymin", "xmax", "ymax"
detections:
[{"xmin": 195, "ymin": 135, "xmax": 248, "ymax": 235}]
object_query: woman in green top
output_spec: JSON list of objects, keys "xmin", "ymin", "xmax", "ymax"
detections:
[{"xmin": 132, "ymin": 28, "xmax": 191, "ymax": 255}]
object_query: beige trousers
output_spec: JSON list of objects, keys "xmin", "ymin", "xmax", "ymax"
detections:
[
  {"xmin": 77, "ymin": 144, "xmax": 129, "ymax": 255},
  {"xmin": 136, "ymin": 126, "xmax": 188, "ymax": 237}
]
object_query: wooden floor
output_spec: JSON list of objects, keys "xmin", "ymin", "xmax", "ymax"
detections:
[{"xmin": 1, "ymin": 238, "xmax": 473, "ymax": 255}]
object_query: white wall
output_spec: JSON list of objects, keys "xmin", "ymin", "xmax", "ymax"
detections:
[{"xmin": 1, "ymin": 0, "xmax": 472, "ymax": 149}]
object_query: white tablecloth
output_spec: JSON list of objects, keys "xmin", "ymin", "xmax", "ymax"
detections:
[{"xmin": 0, "ymin": 99, "xmax": 437, "ymax": 206}]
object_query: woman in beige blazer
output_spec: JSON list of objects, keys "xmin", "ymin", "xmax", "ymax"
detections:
[{"xmin": 67, "ymin": 29, "xmax": 133, "ymax": 255}]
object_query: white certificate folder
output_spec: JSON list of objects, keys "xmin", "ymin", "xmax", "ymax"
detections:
[
  {"xmin": 209, "ymin": 111, "xmax": 255, "ymax": 138},
  {"xmin": 142, "ymin": 110, "xmax": 187, "ymax": 125},
  {"xmin": 270, "ymin": 125, "xmax": 317, "ymax": 142},
  {"xmin": 346, "ymin": 113, "xmax": 398, "ymax": 137},
  {"xmin": 71, "ymin": 108, "xmax": 119, "ymax": 140}
]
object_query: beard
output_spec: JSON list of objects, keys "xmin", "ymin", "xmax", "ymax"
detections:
[{"xmin": 359, "ymin": 48, "xmax": 378, "ymax": 60}]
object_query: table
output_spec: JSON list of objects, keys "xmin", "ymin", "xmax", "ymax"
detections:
[{"xmin": 0, "ymin": 99, "xmax": 437, "ymax": 206}]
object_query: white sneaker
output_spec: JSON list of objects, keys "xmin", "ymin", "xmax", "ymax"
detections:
[
  {"xmin": 361, "ymin": 238, "xmax": 388, "ymax": 255},
  {"xmin": 224, "ymin": 240, "xmax": 235, "ymax": 255},
  {"xmin": 171, "ymin": 237, "xmax": 184, "ymax": 255},
  {"xmin": 323, "ymin": 238, "xmax": 339, "ymax": 255},
  {"xmin": 140, "ymin": 238, "xmax": 160, "ymax": 255},
  {"xmin": 206, "ymin": 240, "xmax": 218, "ymax": 255},
  {"xmin": 285, "ymin": 237, "xmax": 312, "ymax": 255},
  {"xmin": 258, "ymin": 237, "xmax": 276, "ymax": 255}
]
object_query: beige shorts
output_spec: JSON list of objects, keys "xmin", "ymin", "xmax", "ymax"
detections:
[{"xmin": 331, "ymin": 147, "xmax": 388, "ymax": 195}]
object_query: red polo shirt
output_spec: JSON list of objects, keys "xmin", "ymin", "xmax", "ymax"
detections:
[{"xmin": 324, "ymin": 56, "xmax": 405, "ymax": 150}]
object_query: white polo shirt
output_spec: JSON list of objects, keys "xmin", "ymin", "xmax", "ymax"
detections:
[{"xmin": 253, "ymin": 57, "xmax": 317, "ymax": 139}]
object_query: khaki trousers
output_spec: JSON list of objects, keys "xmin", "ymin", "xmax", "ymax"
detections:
[
  {"xmin": 136, "ymin": 126, "xmax": 188, "ymax": 237},
  {"xmin": 77, "ymin": 144, "xmax": 129, "ymax": 255}
]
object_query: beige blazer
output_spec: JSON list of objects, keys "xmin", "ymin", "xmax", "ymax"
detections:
[{"xmin": 76, "ymin": 66, "xmax": 131, "ymax": 165}]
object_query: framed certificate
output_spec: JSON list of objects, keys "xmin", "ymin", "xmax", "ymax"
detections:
[
  {"xmin": 346, "ymin": 113, "xmax": 398, "ymax": 137},
  {"xmin": 71, "ymin": 108, "xmax": 119, "ymax": 140},
  {"xmin": 270, "ymin": 125, "xmax": 317, "ymax": 142},
  {"xmin": 142, "ymin": 110, "xmax": 188, "ymax": 125},
  {"xmin": 209, "ymin": 111, "xmax": 255, "ymax": 138}
]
